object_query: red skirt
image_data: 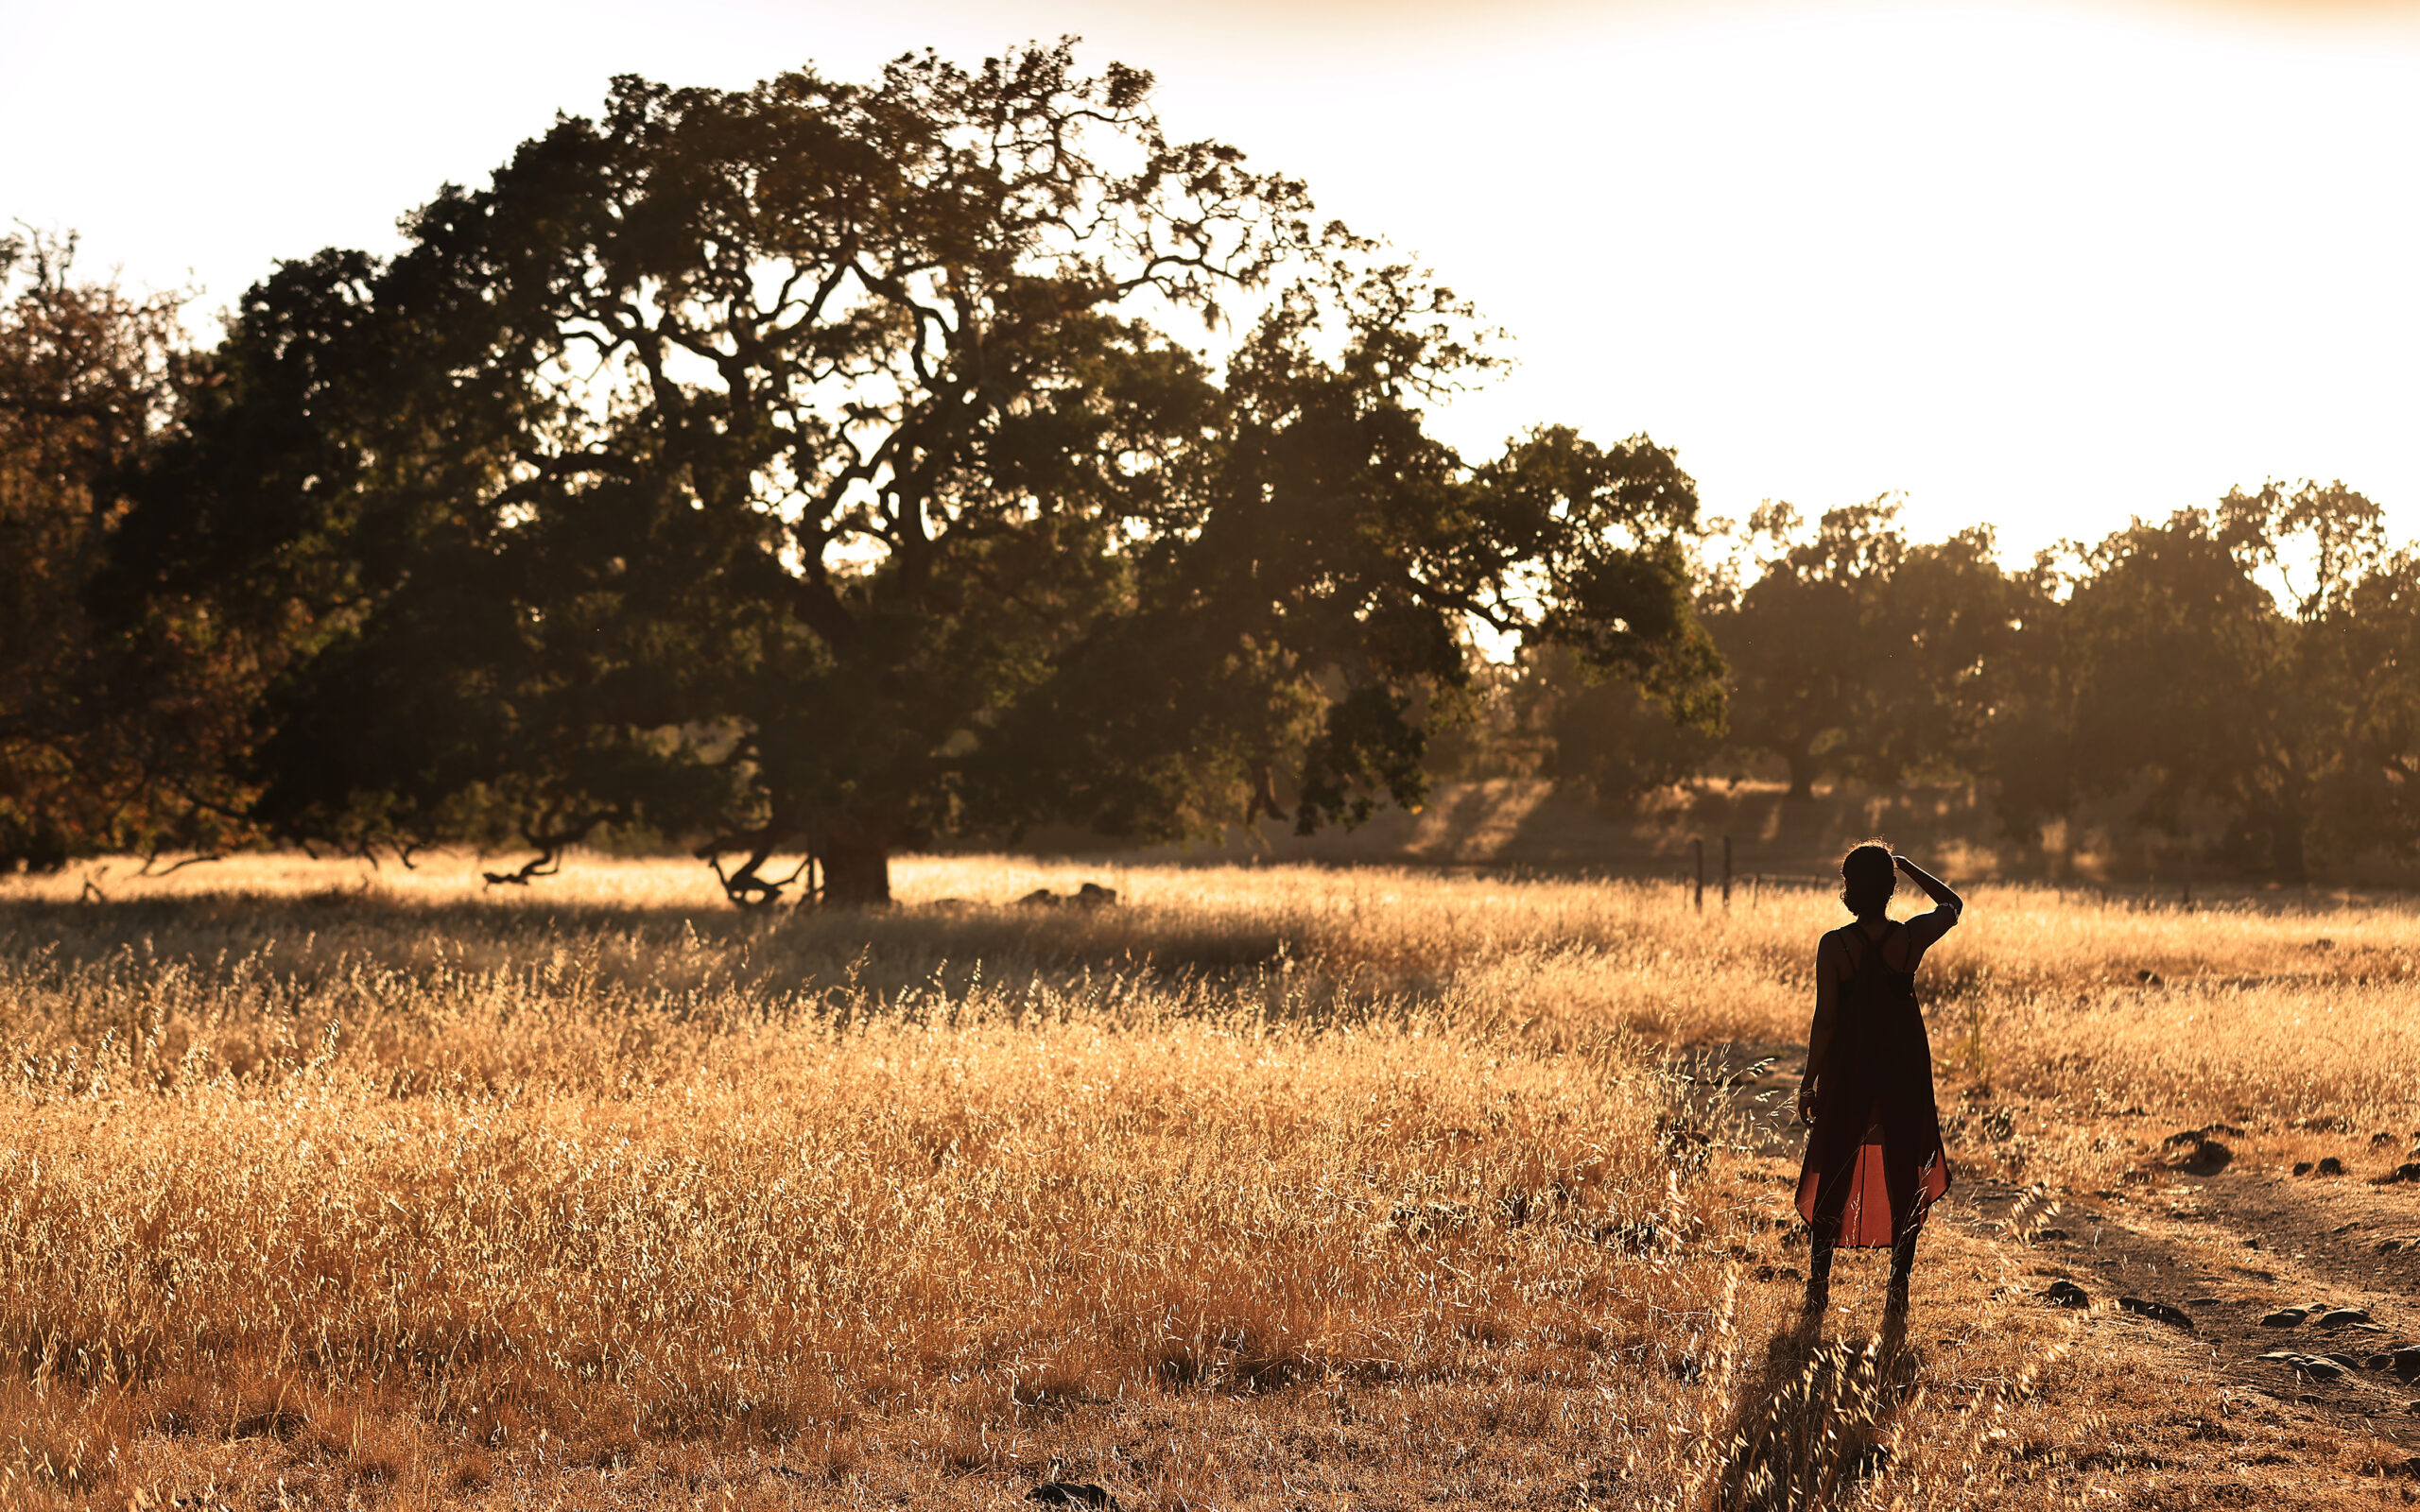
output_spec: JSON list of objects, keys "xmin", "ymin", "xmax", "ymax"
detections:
[{"xmin": 1795, "ymin": 1096, "xmax": 1951, "ymax": 1248}]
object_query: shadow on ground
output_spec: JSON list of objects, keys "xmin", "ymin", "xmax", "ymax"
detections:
[{"xmin": 1714, "ymin": 1309, "xmax": 1925, "ymax": 1511}]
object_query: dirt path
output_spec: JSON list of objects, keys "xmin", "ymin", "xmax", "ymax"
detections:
[
  {"xmin": 1674, "ymin": 1040, "xmax": 2420, "ymax": 1455},
  {"xmin": 1967, "ymin": 1162, "xmax": 2420, "ymax": 1438}
]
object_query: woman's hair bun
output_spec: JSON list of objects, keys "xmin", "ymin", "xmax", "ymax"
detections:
[{"xmin": 1840, "ymin": 840, "xmax": 1895, "ymax": 918}]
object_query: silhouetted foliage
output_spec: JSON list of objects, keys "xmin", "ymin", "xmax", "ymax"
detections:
[
  {"xmin": 1707, "ymin": 500, "xmax": 2047, "ymax": 801},
  {"xmin": 1513, "ymin": 483, "xmax": 2419, "ymax": 883},
  {"xmin": 0, "ymin": 231, "xmax": 251, "ymax": 873},
  {"xmin": 105, "ymin": 47, "xmax": 1723, "ymax": 904},
  {"xmin": 26, "ymin": 54, "xmax": 2413, "ymax": 888},
  {"xmin": 2057, "ymin": 486, "xmax": 2410, "ymax": 882}
]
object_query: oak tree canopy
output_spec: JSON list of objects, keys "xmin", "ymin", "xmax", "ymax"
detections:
[{"xmin": 113, "ymin": 44, "xmax": 1722, "ymax": 904}]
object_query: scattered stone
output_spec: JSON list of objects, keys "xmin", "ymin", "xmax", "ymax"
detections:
[
  {"xmin": 2381, "ymin": 1240, "xmax": 2411, "ymax": 1254},
  {"xmin": 2320, "ymin": 1308, "xmax": 2373, "ymax": 1329},
  {"xmin": 2316, "ymin": 1156, "xmax": 2346, "ymax": 1177},
  {"xmin": 2042, "ymin": 1280, "xmax": 2091, "ymax": 1309},
  {"xmin": 2375, "ymin": 1132, "xmax": 2404, "ymax": 1148},
  {"xmin": 2118, "ymin": 1297, "xmax": 2196, "ymax": 1331},
  {"xmin": 2161, "ymin": 1126, "xmax": 2239, "ymax": 1174},
  {"xmin": 2258, "ymin": 1349, "xmax": 2298, "ymax": 1362},
  {"xmin": 1015, "ymin": 884, "xmax": 1120, "ymax": 909},
  {"xmin": 2293, "ymin": 1162, "xmax": 2316, "ymax": 1177},
  {"xmin": 2186, "ymin": 1296, "xmax": 2224, "ymax": 1305},
  {"xmin": 2376, "ymin": 1162, "xmax": 2420, "ymax": 1187},
  {"xmin": 2325, "ymin": 1351, "xmax": 2363, "ymax": 1368},
  {"xmin": 2261, "ymin": 1309, "xmax": 2309, "ymax": 1328},
  {"xmin": 2394, "ymin": 1347, "xmax": 2420, "ymax": 1381},
  {"xmin": 2169, "ymin": 1139, "xmax": 2232, "ymax": 1175},
  {"xmin": 2136, "ymin": 969, "xmax": 2165, "ymax": 988},
  {"xmin": 2296, "ymin": 1358, "xmax": 2348, "ymax": 1382},
  {"xmin": 2034, "ymin": 1228, "xmax": 2072, "ymax": 1242},
  {"xmin": 2369, "ymin": 1353, "xmax": 2399, "ymax": 1372},
  {"xmin": 1028, "ymin": 1485, "xmax": 1119, "ymax": 1511}
]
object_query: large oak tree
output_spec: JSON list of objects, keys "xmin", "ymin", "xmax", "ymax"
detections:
[{"xmin": 114, "ymin": 46, "xmax": 1722, "ymax": 903}]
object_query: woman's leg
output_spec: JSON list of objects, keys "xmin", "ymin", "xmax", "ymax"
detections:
[
  {"xmin": 1805, "ymin": 1228, "xmax": 1838, "ymax": 1313},
  {"xmin": 1886, "ymin": 1228, "xmax": 1917, "ymax": 1308},
  {"xmin": 1804, "ymin": 1155, "xmax": 1850, "ymax": 1315},
  {"xmin": 1882, "ymin": 1124, "xmax": 1922, "ymax": 1308}
]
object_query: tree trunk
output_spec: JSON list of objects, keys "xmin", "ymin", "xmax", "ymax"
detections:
[
  {"xmin": 1784, "ymin": 747, "xmax": 1817, "ymax": 802},
  {"xmin": 820, "ymin": 833, "xmax": 892, "ymax": 908},
  {"xmin": 2269, "ymin": 813, "xmax": 2308, "ymax": 886}
]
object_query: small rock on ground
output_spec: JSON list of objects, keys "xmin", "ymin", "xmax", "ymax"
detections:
[{"xmin": 2118, "ymin": 1297, "xmax": 2196, "ymax": 1331}]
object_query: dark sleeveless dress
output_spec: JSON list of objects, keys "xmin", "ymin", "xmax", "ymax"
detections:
[{"xmin": 1794, "ymin": 919, "xmax": 1952, "ymax": 1247}]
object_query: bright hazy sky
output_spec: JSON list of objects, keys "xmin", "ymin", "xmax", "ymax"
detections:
[{"xmin": 8, "ymin": 0, "xmax": 2418, "ymax": 560}]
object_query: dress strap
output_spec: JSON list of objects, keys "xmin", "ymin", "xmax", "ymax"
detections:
[{"xmin": 1841, "ymin": 919, "xmax": 1899, "ymax": 981}]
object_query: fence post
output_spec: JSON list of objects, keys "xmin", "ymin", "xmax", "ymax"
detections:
[
  {"xmin": 1721, "ymin": 836, "xmax": 1733, "ymax": 910},
  {"xmin": 1692, "ymin": 837, "xmax": 1704, "ymax": 913}
]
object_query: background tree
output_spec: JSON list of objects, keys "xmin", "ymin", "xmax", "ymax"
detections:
[
  {"xmin": 1709, "ymin": 501, "xmax": 1893, "ymax": 800},
  {"xmin": 1710, "ymin": 500, "xmax": 2038, "ymax": 800},
  {"xmin": 2060, "ymin": 484, "xmax": 2399, "ymax": 882},
  {"xmin": 114, "ymin": 47, "xmax": 1723, "ymax": 904},
  {"xmin": 0, "ymin": 230, "xmax": 249, "ymax": 874}
]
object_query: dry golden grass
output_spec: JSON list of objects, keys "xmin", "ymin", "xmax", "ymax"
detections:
[{"xmin": 0, "ymin": 854, "xmax": 2413, "ymax": 1508}]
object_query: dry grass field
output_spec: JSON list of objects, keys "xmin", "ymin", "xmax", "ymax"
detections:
[{"xmin": 0, "ymin": 853, "xmax": 2415, "ymax": 1509}]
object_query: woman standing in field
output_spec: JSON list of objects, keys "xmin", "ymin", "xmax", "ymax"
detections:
[{"xmin": 1794, "ymin": 842, "xmax": 1962, "ymax": 1324}]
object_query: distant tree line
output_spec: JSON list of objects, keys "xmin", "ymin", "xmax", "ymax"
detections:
[
  {"xmin": 0, "ymin": 47, "xmax": 1724, "ymax": 905},
  {"xmin": 1461, "ymin": 491, "xmax": 2420, "ymax": 884},
  {"xmin": 5, "ymin": 49, "xmax": 2411, "ymax": 898}
]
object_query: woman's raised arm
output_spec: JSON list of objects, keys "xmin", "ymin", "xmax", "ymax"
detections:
[{"xmin": 1895, "ymin": 854, "xmax": 1962, "ymax": 915}]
